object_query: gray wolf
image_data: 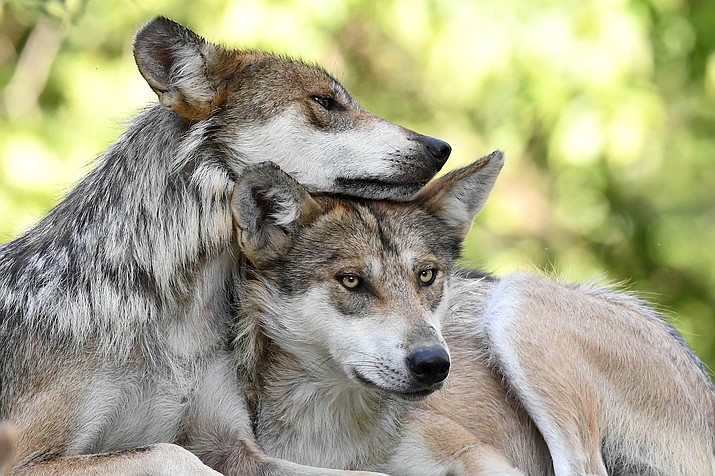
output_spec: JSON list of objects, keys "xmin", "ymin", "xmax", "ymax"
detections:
[
  {"xmin": 0, "ymin": 16, "xmax": 448, "ymax": 475},
  {"xmin": 231, "ymin": 154, "xmax": 715, "ymax": 475}
]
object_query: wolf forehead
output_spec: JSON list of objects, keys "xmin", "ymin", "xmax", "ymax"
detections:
[
  {"xmin": 223, "ymin": 54, "xmax": 355, "ymax": 110},
  {"xmin": 278, "ymin": 197, "xmax": 464, "ymax": 271}
]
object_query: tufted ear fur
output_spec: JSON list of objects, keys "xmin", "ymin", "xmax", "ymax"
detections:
[
  {"xmin": 133, "ymin": 16, "xmax": 228, "ymax": 121},
  {"xmin": 231, "ymin": 162, "xmax": 324, "ymax": 267},
  {"xmin": 417, "ymin": 150, "xmax": 505, "ymax": 240}
]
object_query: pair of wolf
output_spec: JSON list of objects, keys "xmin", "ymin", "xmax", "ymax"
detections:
[{"xmin": 0, "ymin": 16, "xmax": 713, "ymax": 476}]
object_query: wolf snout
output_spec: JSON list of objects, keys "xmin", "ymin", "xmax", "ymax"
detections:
[
  {"xmin": 423, "ymin": 136, "xmax": 452, "ymax": 165},
  {"xmin": 406, "ymin": 345, "xmax": 450, "ymax": 386}
]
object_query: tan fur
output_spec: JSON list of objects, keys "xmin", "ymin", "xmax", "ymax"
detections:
[
  {"xmin": 477, "ymin": 273, "xmax": 715, "ymax": 475},
  {"xmin": 231, "ymin": 155, "xmax": 504, "ymax": 474}
]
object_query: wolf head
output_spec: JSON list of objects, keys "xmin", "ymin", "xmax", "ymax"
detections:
[
  {"xmin": 132, "ymin": 17, "xmax": 450, "ymax": 200},
  {"xmin": 232, "ymin": 151, "xmax": 504, "ymax": 400}
]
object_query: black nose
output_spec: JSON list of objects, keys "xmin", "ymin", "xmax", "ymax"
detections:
[
  {"xmin": 407, "ymin": 346, "xmax": 450, "ymax": 386},
  {"xmin": 424, "ymin": 137, "xmax": 451, "ymax": 165}
]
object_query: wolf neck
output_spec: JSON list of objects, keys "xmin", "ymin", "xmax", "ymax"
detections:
[
  {"xmin": 250, "ymin": 335, "xmax": 404, "ymax": 471},
  {"xmin": 1, "ymin": 105, "xmax": 239, "ymax": 360}
]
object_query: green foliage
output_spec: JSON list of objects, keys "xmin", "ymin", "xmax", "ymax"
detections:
[{"xmin": 1, "ymin": 0, "xmax": 714, "ymax": 373}]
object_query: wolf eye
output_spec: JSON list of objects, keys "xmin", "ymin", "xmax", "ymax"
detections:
[
  {"xmin": 339, "ymin": 274, "xmax": 361, "ymax": 290},
  {"xmin": 418, "ymin": 269, "xmax": 437, "ymax": 286},
  {"xmin": 312, "ymin": 95, "xmax": 342, "ymax": 111}
]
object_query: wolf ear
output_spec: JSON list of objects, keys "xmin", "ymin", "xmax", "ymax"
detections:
[
  {"xmin": 417, "ymin": 150, "xmax": 504, "ymax": 240},
  {"xmin": 231, "ymin": 163, "xmax": 324, "ymax": 266},
  {"xmin": 133, "ymin": 17, "xmax": 226, "ymax": 121}
]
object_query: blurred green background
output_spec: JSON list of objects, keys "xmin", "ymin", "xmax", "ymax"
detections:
[{"xmin": 1, "ymin": 0, "xmax": 714, "ymax": 375}]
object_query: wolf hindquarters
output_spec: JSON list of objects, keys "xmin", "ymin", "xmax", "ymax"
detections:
[{"xmin": 482, "ymin": 272, "xmax": 715, "ymax": 476}]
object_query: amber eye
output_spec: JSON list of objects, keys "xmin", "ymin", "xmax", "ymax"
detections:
[
  {"xmin": 339, "ymin": 274, "xmax": 361, "ymax": 290},
  {"xmin": 418, "ymin": 269, "xmax": 437, "ymax": 286}
]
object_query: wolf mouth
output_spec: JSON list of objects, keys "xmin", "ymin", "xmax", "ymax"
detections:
[
  {"xmin": 334, "ymin": 177, "xmax": 427, "ymax": 201},
  {"xmin": 351, "ymin": 369, "xmax": 441, "ymax": 401}
]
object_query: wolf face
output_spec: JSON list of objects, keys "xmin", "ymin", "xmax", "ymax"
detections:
[
  {"xmin": 133, "ymin": 17, "xmax": 451, "ymax": 200},
  {"xmin": 232, "ymin": 152, "xmax": 504, "ymax": 400}
]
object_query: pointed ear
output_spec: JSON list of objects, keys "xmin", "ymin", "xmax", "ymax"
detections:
[
  {"xmin": 417, "ymin": 150, "xmax": 504, "ymax": 240},
  {"xmin": 133, "ymin": 17, "xmax": 227, "ymax": 121},
  {"xmin": 231, "ymin": 163, "xmax": 324, "ymax": 266}
]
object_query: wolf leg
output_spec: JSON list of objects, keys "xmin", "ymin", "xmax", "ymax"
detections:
[{"xmin": 483, "ymin": 273, "xmax": 608, "ymax": 476}]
